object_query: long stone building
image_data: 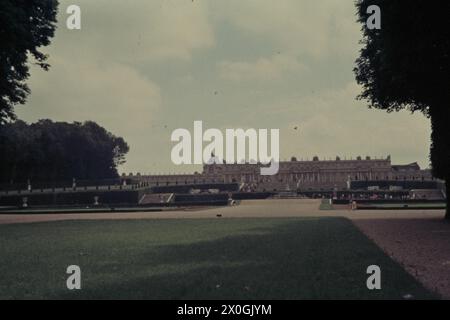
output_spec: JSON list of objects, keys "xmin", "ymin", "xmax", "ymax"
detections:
[{"xmin": 127, "ymin": 156, "xmax": 432, "ymax": 191}]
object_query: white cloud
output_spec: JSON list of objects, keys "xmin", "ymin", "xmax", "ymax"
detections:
[
  {"xmin": 26, "ymin": 57, "xmax": 161, "ymax": 124},
  {"xmin": 266, "ymin": 83, "xmax": 431, "ymax": 168},
  {"xmin": 19, "ymin": 56, "xmax": 162, "ymax": 171},
  {"xmin": 54, "ymin": 0, "xmax": 215, "ymax": 63},
  {"xmin": 18, "ymin": 0, "xmax": 217, "ymax": 172},
  {"xmin": 218, "ymin": 54, "xmax": 304, "ymax": 81},
  {"xmin": 214, "ymin": 0, "xmax": 360, "ymax": 58}
]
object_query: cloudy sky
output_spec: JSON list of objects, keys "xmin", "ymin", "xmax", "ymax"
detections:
[{"xmin": 18, "ymin": 0, "xmax": 431, "ymax": 174}]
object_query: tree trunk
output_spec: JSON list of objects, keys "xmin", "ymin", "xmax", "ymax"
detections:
[
  {"xmin": 429, "ymin": 107, "xmax": 450, "ymax": 220},
  {"xmin": 446, "ymin": 180, "xmax": 450, "ymax": 220}
]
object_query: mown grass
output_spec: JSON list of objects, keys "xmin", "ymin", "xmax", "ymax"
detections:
[
  {"xmin": 319, "ymin": 199, "xmax": 335, "ymax": 210},
  {"xmin": 0, "ymin": 217, "xmax": 436, "ymax": 299}
]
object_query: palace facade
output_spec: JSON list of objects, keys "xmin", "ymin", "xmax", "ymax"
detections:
[{"xmin": 126, "ymin": 156, "xmax": 432, "ymax": 191}]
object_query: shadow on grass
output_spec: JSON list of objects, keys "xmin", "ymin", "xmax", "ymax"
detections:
[{"xmin": 56, "ymin": 218, "xmax": 436, "ymax": 300}]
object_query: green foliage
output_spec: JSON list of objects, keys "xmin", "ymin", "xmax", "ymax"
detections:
[
  {"xmin": 0, "ymin": 120, "xmax": 129, "ymax": 183},
  {"xmin": 354, "ymin": 0, "xmax": 450, "ymax": 112},
  {"xmin": 354, "ymin": 1, "xmax": 450, "ymax": 217},
  {"xmin": 0, "ymin": 0, "xmax": 58, "ymax": 123}
]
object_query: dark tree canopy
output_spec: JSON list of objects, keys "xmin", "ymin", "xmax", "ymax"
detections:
[
  {"xmin": 354, "ymin": 0, "xmax": 450, "ymax": 218},
  {"xmin": 355, "ymin": 1, "xmax": 450, "ymax": 111},
  {"xmin": 0, "ymin": 120, "xmax": 129, "ymax": 184},
  {"xmin": 0, "ymin": 0, "xmax": 58, "ymax": 123}
]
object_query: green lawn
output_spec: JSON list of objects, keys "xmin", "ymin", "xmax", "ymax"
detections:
[
  {"xmin": 319, "ymin": 199, "xmax": 334, "ymax": 210},
  {"xmin": 0, "ymin": 217, "xmax": 436, "ymax": 299}
]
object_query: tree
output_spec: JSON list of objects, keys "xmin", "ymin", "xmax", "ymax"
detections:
[
  {"xmin": 0, "ymin": 120, "xmax": 130, "ymax": 184},
  {"xmin": 354, "ymin": 1, "xmax": 450, "ymax": 219},
  {"xmin": 0, "ymin": 0, "xmax": 58, "ymax": 124}
]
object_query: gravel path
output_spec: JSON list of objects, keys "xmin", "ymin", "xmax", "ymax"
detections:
[{"xmin": 353, "ymin": 217, "xmax": 450, "ymax": 299}]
